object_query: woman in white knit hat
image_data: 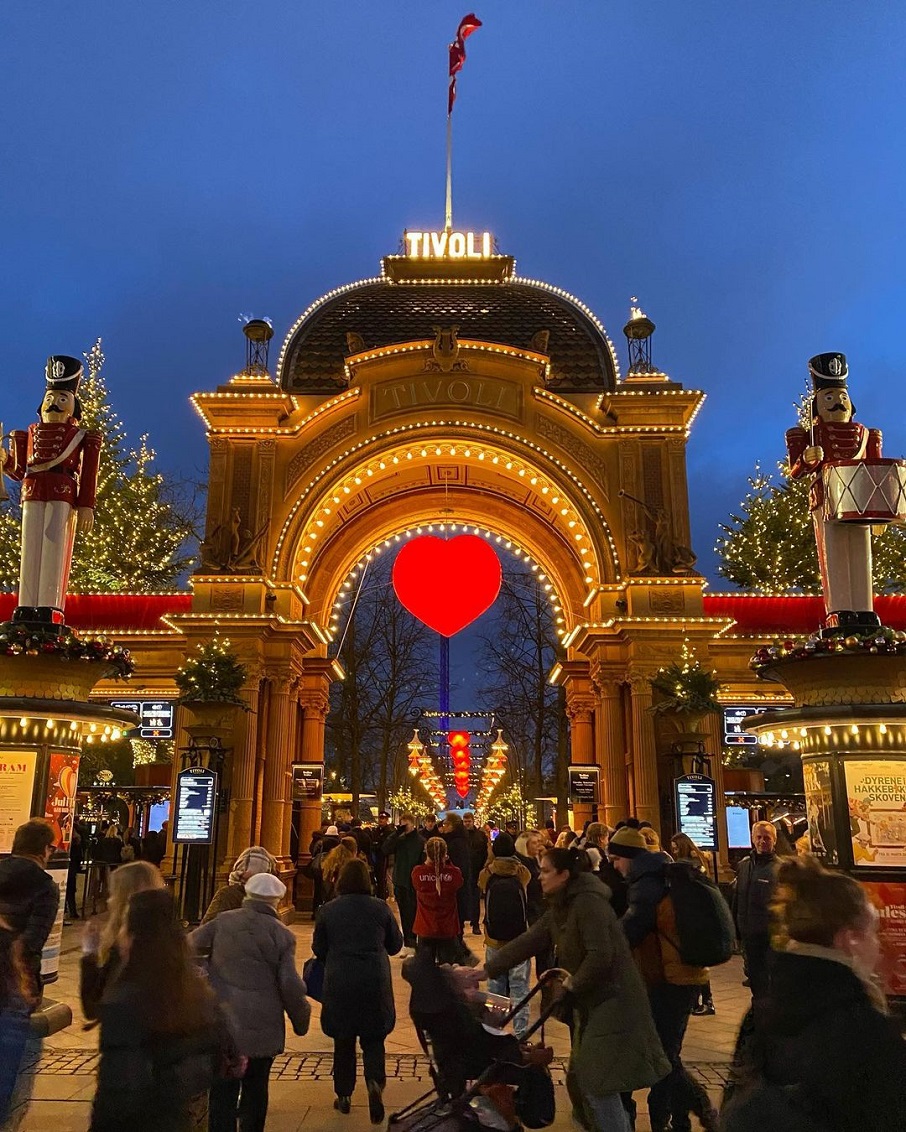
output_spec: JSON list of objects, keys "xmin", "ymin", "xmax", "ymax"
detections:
[{"xmin": 191, "ymin": 871, "xmax": 311, "ymax": 1132}]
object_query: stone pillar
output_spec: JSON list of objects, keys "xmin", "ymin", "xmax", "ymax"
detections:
[
  {"xmin": 565, "ymin": 683, "xmax": 597, "ymax": 832},
  {"xmin": 629, "ymin": 674, "xmax": 661, "ymax": 830},
  {"xmin": 298, "ymin": 688, "xmax": 329, "ymax": 853},
  {"xmin": 260, "ymin": 673, "xmax": 298, "ymax": 862},
  {"xmin": 593, "ymin": 675, "xmax": 629, "ymax": 827},
  {"xmin": 703, "ymin": 710, "xmax": 733, "ymax": 878},
  {"xmin": 224, "ymin": 676, "xmax": 261, "ymax": 862}
]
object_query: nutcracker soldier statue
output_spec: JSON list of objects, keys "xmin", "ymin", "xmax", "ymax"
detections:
[
  {"xmin": 0, "ymin": 355, "xmax": 102, "ymax": 630},
  {"xmin": 786, "ymin": 351, "xmax": 906, "ymax": 634}
]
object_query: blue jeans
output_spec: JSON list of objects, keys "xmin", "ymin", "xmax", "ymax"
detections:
[
  {"xmin": 584, "ymin": 1092, "xmax": 631, "ymax": 1132},
  {"xmin": 485, "ymin": 945, "xmax": 531, "ymax": 1038}
]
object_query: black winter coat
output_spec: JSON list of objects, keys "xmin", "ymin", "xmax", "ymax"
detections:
[
  {"xmin": 723, "ymin": 950, "xmax": 906, "ymax": 1132},
  {"xmin": 0, "ymin": 855, "xmax": 59, "ymax": 1001},
  {"xmin": 732, "ymin": 852, "xmax": 776, "ymax": 938},
  {"xmin": 90, "ymin": 979, "xmax": 226, "ymax": 1132},
  {"xmin": 442, "ymin": 826, "xmax": 472, "ymax": 928},
  {"xmin": 516, "ymin": 853, "xmax": 544, "ymax": 923},
  {"xmin": 464, "ymin": 827, "xmax": 490, "ymax": 878},
  {"xmin": 596, "ymin": 859, "xmax": 628, "ymax": 918},
  {"xmin": 313, "ymin": 893, "xmax": 403, "ymax": 1040}
]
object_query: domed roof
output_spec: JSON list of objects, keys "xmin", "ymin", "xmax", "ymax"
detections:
[{"xmin": 277, "ymin": 275, "xmax": 620, "ymax": 396}]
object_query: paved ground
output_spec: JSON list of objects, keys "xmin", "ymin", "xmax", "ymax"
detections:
[{"xmin": 11, "ymin": 916, "xmax": 751, "ymax": 1131}]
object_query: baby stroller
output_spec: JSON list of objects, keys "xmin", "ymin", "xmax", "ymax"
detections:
[{"xmin": 389, "ymin": 951, "xmax": 561, "ymax": 1132}]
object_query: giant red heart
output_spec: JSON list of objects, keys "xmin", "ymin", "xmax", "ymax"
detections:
[{"xmin": 391, "ymin": 534, "xmax": 502, "ymax": 637}]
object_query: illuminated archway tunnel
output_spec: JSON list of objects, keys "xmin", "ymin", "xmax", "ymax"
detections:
[{"xmin": 273, "ymin": 430, "xmax": 617, "ymax": 641}]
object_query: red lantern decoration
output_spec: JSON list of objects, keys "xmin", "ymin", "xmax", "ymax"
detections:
[{"xmin": 392, "ymin": 535, "xmax": 502, "ymax": 636}]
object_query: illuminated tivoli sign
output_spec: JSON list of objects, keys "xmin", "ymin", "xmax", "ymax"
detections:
[{"xmin": 404, "ymin": 230, "xmax": 493, "ymax": 259}]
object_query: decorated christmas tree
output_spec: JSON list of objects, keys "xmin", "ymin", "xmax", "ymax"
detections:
[
  {"xmin": 175, "ymin": 636, "xmax": 248, "ymax": 706},
  {"xmin": 0, "ymin": 340, "xmax": 196, "ymax": 593}
]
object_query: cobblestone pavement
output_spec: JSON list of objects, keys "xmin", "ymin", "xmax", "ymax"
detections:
[{"xmin": 36, "ymin": 1047, "xmax": 733, "ymax": 1088}]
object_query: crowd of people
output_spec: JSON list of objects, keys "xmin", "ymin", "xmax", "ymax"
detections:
[{"xmin": 0, "ymin": 807, "xmax": 903, "ymax": 1132}]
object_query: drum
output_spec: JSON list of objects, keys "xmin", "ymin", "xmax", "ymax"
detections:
[{"xmin": 822, "ymin": 458, "xmax": 906, "ymax": 523}]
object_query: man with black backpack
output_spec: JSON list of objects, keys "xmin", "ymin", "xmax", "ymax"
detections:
[
  {"xmin": 609, "ymin": 825, "xmax": 725, "ymax": 1132},
  {"xmin": 477, "ymin": 832, "xmax": 531, "ymax": 1038}
]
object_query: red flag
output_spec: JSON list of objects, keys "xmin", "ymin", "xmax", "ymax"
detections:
[{"xmin": 447, "ymin": 13, "xmax": 482, "ymax": 115}]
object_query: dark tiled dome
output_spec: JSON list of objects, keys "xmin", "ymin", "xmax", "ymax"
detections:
[{"xmin": 277, "ymin": 277, "xmax": 619, "ymax": 395}]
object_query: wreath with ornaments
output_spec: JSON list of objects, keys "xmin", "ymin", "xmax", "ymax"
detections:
[
  {"xmin": 750, "ymin": 625, "xmax": 906, "ymax": 671},
  {"xmin": 0, "ymin": 621, "xmax": 134, "ymax": 679}
]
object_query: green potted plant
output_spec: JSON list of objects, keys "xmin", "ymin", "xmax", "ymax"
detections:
[
  {"xmin": 649, "ymin": 657, "xmax": 722, "ymax": 748},
  {"xmin": 175, "ymin": 636, "xmax": 249, "ymax": 743}
]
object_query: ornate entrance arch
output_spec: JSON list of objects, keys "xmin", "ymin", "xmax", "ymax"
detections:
[{"xmin": 186, "ymin": 234, "xmax": 720, "ymax": 876}]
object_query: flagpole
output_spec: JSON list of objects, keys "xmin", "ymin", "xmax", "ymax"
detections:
[{"xmin": 445, "ymin": 111, "xmax": 453, "ymax": 231}]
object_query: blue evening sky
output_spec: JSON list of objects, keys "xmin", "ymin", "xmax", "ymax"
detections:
[{"xmin": 2, "ymin": 2, "xmax": 904, "ymax": 584}]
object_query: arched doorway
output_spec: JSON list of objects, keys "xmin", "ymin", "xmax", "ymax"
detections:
[{"xmin": 185, "ymin": 232, "xmax": 714, "ymax": 873}]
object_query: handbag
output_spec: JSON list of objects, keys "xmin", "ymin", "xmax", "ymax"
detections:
[
  {"xmin": 302, "ymin": 955, "xmax": 325, "ymax": 1002},
  {"xmin": 514, "ymin": 1062, "xmax": 556, "ymax": 1128},
  {"xmin": 515, "ymin": 1014, "xmax": 555, "ymax": 1128}
]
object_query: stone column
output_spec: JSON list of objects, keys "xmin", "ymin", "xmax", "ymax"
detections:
[
  {"xmin": 565, "ymin": 684, "xmax": 597, "ymax": 831},
  {"xmin": 593, "ymin": 674, "xmax": 629, "ymax": 827},
  {"xmin": 298, "ymin": 688, "xmax": 329, "ymax": 848},
  {"xmin": 703, "ymin": 710, "xmax": 733, "ymax": 878},
  {"xmin": 629, "ymin": 674, "xmax": 661, "ymax": 830},
  {"xmin": 223, "ymin": 675, "xmax": 261, "ymax": 862},
  {"xmin": 260, "ymin": 673, "xmax": 298, "ymax": 862}
]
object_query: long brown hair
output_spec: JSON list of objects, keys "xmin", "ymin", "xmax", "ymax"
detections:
[
  {"xmin": 99, "ymin": 860, "xmax": 164, "ymax": 965},
  {"xmin": 322, "ymin": 840, "xmax": 357, "ymax": 886},
  {"xmin": 670, "ymin": 832, "xmax": 709, "ymax": 872},
  {"xmin": 425, "ymin": 836, "xmax": 448, "ymax": 894},
  {"xmin": 119, "ymin": 889, "xmax": 211, "ymax": 1034},
  {"xmin": 772, "ymin": 855, "xmax": 871, "ymax": 948}
]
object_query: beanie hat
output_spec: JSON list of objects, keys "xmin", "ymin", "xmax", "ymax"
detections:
[
  {"xmin": 324, "ymin": 825, "xmax": 339, "ymax": 837},
  {"xmin": 492, "ymin": 832, "xmax": 516, "ymax": 858},
  {"xmin": 245, "ymin": 873, "xmax": 286, "ymax": 899},
  {"xmin": 607, "ymin": 827, "xmax": 648, "ymax": 859}
]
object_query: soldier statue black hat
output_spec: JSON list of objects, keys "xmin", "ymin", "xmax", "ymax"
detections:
[
  {"xmin": 808, "ymin": 351, "xmax": 848, "ymax": 391},
  {"xmin": 44, "ymin": 355, "xmax": 83, "ymax": 394}
]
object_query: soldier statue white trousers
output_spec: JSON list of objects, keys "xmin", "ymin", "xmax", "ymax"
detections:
[
  {"xmin": 812, "ymin": 511, "xmax": 873, "ymax": 614},
  {"xmin": 18, "ymin": 499, "xmax": 77, "ymax": 611}
]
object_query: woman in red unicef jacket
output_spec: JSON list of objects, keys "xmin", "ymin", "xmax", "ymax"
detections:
[{"xmin": 411, "ymin": 838, "xmax": 463, "ymax": 964}]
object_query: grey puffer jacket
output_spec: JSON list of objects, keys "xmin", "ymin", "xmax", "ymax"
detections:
[{"xmin": 190, "ymin": 898, "xmax": 310, "ymax": 1058}]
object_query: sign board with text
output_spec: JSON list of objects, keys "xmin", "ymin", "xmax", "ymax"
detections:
[
  {"xmin": 109, "ymin": 699, "xmax": 176, "ymax": 739},
  {"xmin": 723, "ymin": 706, "xmax": 769, "ymax": 747},
  {"xmin": 292, "ymin": 763, "xmax": 323, "ymax": 803},
  {"xmin": 568, "ymin": 766, "xmax": 600, "ymax": 805},
  {"xmin": 0, "ymin": 751, "xmax": 39, "ymax": 855},
  {"xmin": 173, "ymin": 767, "xmax": 217, "ymax": 845},
  {"xmin": 674, "ymin": 773, "xmax": 717, "ymax": 852}
]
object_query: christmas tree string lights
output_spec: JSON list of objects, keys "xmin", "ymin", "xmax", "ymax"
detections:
[{"xmin": 175, "ymin": 636, "xmax": 248, "ymax": 706}]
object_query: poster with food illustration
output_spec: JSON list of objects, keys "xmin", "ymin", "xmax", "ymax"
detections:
[
  {"xmin": 0, "ymin": 751, "xmax": 38, "ymax": 854},
  {"xmin": 861, "ymin": 881, "xmax": 906, "ymax": 999},
  {"xmin": 803, "ymin": 758, "xmax": 838, "ymax": 865},
  {"xmin": 843, "ymin": 759, "xmax": 906, "ymax": 868},
  {"xmin": 43, "ymin": 752, "xmax": 80, "ymax": 852}
]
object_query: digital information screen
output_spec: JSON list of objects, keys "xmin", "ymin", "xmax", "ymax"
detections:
[
  {"xmin": 674, "ymin": 773, "xmax": 717, "ymax": 852},
  {"xmin": 726, "ymin": 805, "xmax": 753, "ymax": 849},
  {"xmin": 723, "ymin": 705, "xmax": 770, "ymax": 747},
  {"xmin": 173, "ymin": 767, "xmax": 217, "ymax": 844},
  {"xmin": 109, "ymin": 699, "xmax": 176, "ymax": 739},
  {"xmin": 291, "ymin": 763, "xmax": 323, "ymax": 802},
  {"xmin": 568, "ymin": 766, "xmax": 600, "ymax": 805}
]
